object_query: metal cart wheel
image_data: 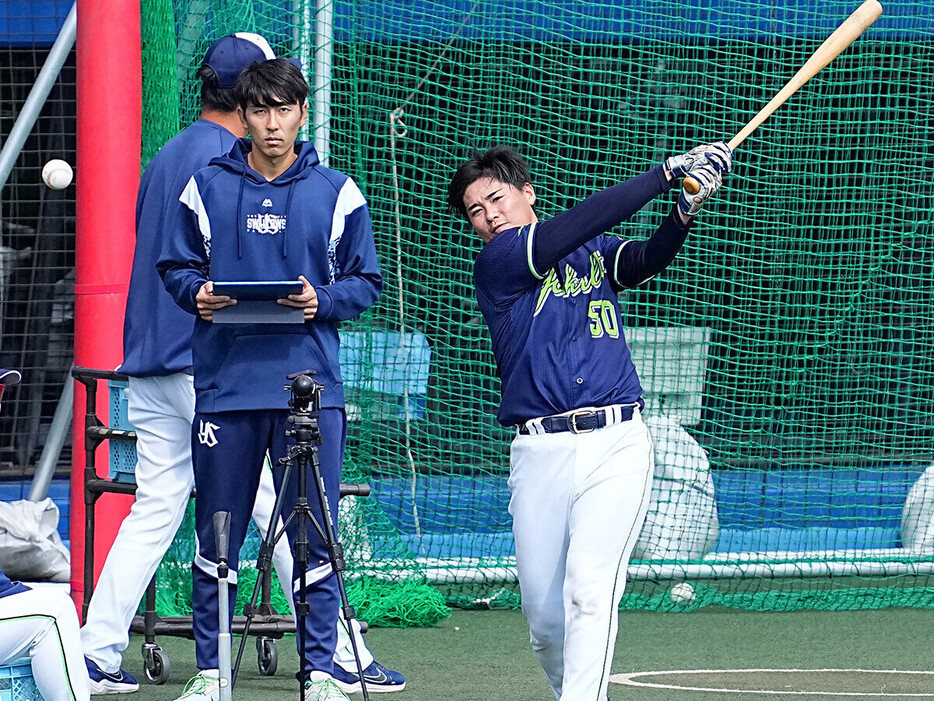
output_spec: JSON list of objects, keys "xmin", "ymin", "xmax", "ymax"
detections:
[
  {"xmin": 142, "ymin": 644, "xmax": 171, "ymax": 685},
  {"xmin": 256, "ymin": 637, "xmax": 278, "ymax": 676}
]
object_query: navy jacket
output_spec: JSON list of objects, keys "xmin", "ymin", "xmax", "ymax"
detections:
[
  {"xmin": 158, "ymin": 140, "xmax": 382, "ymax": 412},
  {"xmin": 121, "ymin": 119, "xmax": 239, "ymax": 377}
]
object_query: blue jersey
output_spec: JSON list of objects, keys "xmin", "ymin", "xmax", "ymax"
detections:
[
  {"xmin": 120, "ymin": 119, "xmax": 239, "ymax": 377},
  {"xmin": 474, "ymin": 166, "xmax": 690, "ymax": 426},
  {"xmin": 158, "ymin": 139, "xmax": 382, "ymax": 413}
]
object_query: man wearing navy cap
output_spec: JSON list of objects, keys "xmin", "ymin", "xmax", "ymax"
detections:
[{"xmin": 80, "ymin": 34, "xmax": 403, "ymax": 697}]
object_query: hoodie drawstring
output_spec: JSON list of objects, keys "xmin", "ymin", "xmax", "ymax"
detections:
[
  {"xmin": 236, "ymin": 173, "xmax": 246, "ymax": 259},
  {"xmin": 282, "ymin": 180, "xmax": 297, "ymax": 258}
]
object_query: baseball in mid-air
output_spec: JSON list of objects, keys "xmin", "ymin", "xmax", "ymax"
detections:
[
  {"xmin": 669, "ymin": 581, "xmax": 696, "ymax": 605},
  {"xmin": 41, "ymin": 159, "xmax": 73, "ymax": 190}
]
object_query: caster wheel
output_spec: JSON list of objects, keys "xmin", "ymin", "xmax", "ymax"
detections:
[
  {"xmin": 257, "ymin": 637, "xmax": 278, "ymax": 676},
  {"xmin": 142, "ymin": 646, "xmax": 171, "ymax": 685}
]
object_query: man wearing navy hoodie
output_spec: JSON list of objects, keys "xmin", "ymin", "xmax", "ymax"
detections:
[{"xmin": 159, "ymin": 58, "xmax": 382, "ymax": 701}]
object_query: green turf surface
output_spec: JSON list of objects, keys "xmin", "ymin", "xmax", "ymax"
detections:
[{"xmin": 120, "ymin": 607, "xmax": 934, "ymax": 700}]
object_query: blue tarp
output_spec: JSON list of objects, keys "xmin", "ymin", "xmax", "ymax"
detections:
[
  {"xmin": 368, "ymin": 465, "xmax": 925, "ymax": 559},
  {"xmin": 14, "ymin": 462, "xmax": 925, "ymax": 559},
  {"xmin": 0, "ymin": 1, "xmax": 70, "ymax": 46},
  {"xmin": 3, "ymin": 1, "xmax": 929, "ymax": 47},
  {"xmin": 339, "ymin": 331, "xmax": 431, "ymax": 420}
]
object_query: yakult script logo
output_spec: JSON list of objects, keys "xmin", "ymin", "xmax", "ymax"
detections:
[{"xmin": 534, "ymin": 250, "xmax": 607, "ymax": 316}]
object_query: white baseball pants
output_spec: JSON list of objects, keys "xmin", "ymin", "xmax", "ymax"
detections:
[
  {"xmin": 81, "ymin": 373, "xmax": 372, "ymax": 673},
  {"xmin": 508, "ymin": 411, "xmax": 654, "ymax": 701},
  {"xmin": 0, "ymin": 587, "xmax": 90, "ymax": 700}
]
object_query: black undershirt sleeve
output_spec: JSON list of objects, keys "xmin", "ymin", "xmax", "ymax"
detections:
[{"xmin": 530, "ymin": 165, "xmax": 671, "ymax": 275}]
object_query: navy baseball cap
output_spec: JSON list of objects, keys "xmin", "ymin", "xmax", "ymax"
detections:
[
  {"xmin": 0, "ymin": 369, "xmax": 21, "ymax": 385},
  {"xmin": 202, "ymin": 32, "xmax": 278, "ymax": 89}
]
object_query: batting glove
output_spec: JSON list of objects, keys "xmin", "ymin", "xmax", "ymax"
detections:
[
  {"xmin": 677, "ymin": 163, "xmax": 723, "ymax": 218},
  {"xmin": 665, "ymin": 145, "xmax": 708, "ymax": 179},
  {"xmin": 702, "ymin": 141, "xmax": 733, "ymax": 174},
  {"xmin": 665, "ymin": 141, "xmax": 734, "ymax": 179}
]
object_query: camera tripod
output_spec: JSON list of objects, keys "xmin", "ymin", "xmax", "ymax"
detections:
[{"xmin": 230, "ymin": 371, "xmax": 371, "ymax": 701}]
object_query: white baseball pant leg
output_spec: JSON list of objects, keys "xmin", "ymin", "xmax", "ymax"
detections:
[
  {"xmin": 509, "ymin": 414, "xmax": 654, "ymax": 701},
  {"xmin": 81, "ymin": 373, "xmax": 196, "ymax": 673},
  {"xmin": 0, "ymin": 588, "xmax": 90, "ymax": 701},
  {"xmin": 252, "ymin": 461, "xmax": 375, "ymax": 672}
]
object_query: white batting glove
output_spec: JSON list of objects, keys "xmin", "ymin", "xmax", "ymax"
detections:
[
  {"xmin": 665, "ymin": 144, "xmax": 709, "ymax": 179},
  {"xmin": 702, "ymin": 141, "xmax": 733, "ymax": 174},
  {"xmin": 677, "ymin": 163, "xmax": 723, "ymax": 217}
]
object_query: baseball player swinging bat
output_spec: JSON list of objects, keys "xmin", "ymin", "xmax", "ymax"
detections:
[{"xmin": 684, "ymin": 0, "xmax": 883, "ymax": 195}]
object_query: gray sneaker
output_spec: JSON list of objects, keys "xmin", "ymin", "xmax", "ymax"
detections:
[{"xmin": 304, "ymin": 671, "xmax": 352, "ymax": 700}]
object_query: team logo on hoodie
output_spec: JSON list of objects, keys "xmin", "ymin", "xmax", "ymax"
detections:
[{"xmin": 247, "ymin": 212, "xmax": 287, "ymax": 235}]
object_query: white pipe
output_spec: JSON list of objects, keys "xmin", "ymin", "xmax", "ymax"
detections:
[
  {"xmin": 313, "ymin": 0, "xmax": 333, "ymax": 166},
  {"xmin": 348, "ymin": 550, "xmax": 934, "ymax": 585}
]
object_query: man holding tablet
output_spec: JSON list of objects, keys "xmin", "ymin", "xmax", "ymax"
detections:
[{"xmin": 158, "ymin": 57, "xmax": 382, "ymax": 701}]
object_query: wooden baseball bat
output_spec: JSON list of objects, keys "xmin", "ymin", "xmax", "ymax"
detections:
[{"xmin": 683, "ymin": 0, "xmax": 883, "ymax": 195}]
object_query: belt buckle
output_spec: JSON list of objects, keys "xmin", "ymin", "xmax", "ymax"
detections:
[{"xmin": 568, "ymin": 409, "xmax": 597, "ymax": 434}]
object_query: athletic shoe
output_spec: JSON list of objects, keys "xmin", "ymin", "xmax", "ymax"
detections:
[
  {"xmin": 173, "ymin": 670, "xmax": 220, "ymax": 701},
  {"xmin": 85, "ymin": 657, "xmax": 140, "ymax": 694},
  {"xmin": 304, "ymin": 671, "xmax": 353, "ymax": 700},
  {"xmin": 332, "ymin": 661, "xmax": 406, "ymax": 694}
]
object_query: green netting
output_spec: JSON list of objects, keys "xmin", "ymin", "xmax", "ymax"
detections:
[
  {"xmin": 140, "ymin": 0, "xmax": 179, "ymax": 167},
  {"xmin": 143, "ymin": 0, "xmax": 934, "ymax": 623}
]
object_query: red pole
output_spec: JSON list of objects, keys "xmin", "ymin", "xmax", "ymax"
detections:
[{"xmin": 71, "ymin": 0, "xmax": 140, "ymax": 613}]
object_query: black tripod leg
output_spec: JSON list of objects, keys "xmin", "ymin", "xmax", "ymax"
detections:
[
  {"xmin": 231, "ymin": 457, "xmax": 295, "ymax": 689},
  {"xmin": 294, "ymin": 451, "xmax": 309, "ymax": 701},
  {"xmin": 306, "ymin": 451, "xmax": 371, "ymax": 701}
]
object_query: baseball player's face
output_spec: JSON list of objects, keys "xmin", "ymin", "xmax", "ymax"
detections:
[
  {"xmin": 463, "ymin": 177, "xmax": 537, "ymax": 243},
  {"xmin": 240, "ymin": 98, "xmax": 308, "ymax": 161}
]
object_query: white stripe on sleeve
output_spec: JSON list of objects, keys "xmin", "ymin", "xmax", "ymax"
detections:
[
  {"xmin": 328, "ymin": 178, "xmax": 367, "ymax": 283},
  {"xmin": 180, "ymin": 176, "xmax": 213, "ymax": 259}
]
